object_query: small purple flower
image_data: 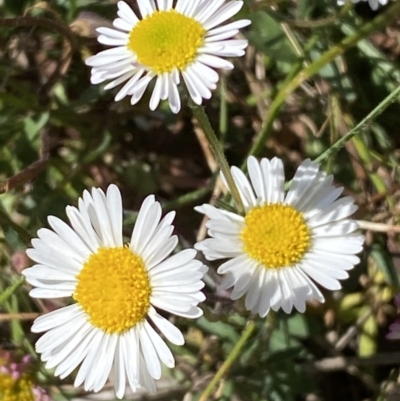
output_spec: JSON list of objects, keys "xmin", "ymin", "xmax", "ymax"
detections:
[
  {"xmin": 387, "ymin": 294, "xmax": 400, "ymax": 340},
  {"xmin": 0, "ymin": 351, "xmax": 52, "ymax": 401}
]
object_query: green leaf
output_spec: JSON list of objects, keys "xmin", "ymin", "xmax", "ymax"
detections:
[
  {"xmin": 358, "ymin": 310, "xmax": 377, "ymax": 358},
  {"xmin": 196, "ymin": 316, "xmax": 240, "ymax": 344},
  {"xmin": 23, "ymin": 112, "xmax": 49, "ymax": 140},
  {"xmin": 247, "ymin": 11, "xmax": 298, "ymax": 63},
  {"xmin": 371, "ymin": 236, "xmax": 400, "ymax": 288},
  {"xmin": 0, "ymin": 277, "xmax": 25, "ymax": 308},
  {"xmin": 265, "ymin": 347, "xmax": 303, "ymax": 365}
]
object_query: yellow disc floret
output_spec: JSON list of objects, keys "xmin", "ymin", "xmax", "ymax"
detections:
[
  {"xmin": 73, "ymin": 246, "xmax": 151, "ymax": 334},
  {"xmin": 241, "ymin": 204, "xmax": 311, "ymax": 269},
  {"xmin": 128, "ymin": 10, "xmax": 205, "ymax": 74},
  {"xmin": 0, "ymin": 373, "xmax": 34, "ymax": 401}
]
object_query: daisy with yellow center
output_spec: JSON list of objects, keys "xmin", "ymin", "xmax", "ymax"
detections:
[
  {"xmin": 195, "ymin": 157, "xmax": 364, "ymax": 317},
  {"xmin": 85, "ymin": 0, "xmax": 250, "ymax": 113},
  {"xmin": 23, "ymin": 185, "xmax": 206, "ymax": 399}
]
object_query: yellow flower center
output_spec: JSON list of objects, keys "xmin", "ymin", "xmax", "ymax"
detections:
[
  {"xmin": 128, "ymin": 10, "xmax": 205, "ymax": 74},
  {"xmin": 73, "ymin": 247, "xmax": 152, "ymax": 334},
  {"xmin": 241, "ymin": 204, "xmax": 311, "ymax": 269},
  {"xmin": 0, "ymin": 373, "xmax": 34, "ymax": 401}
]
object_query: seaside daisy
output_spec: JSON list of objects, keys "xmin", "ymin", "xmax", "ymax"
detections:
[
  {"xmin": 85, "ymin": 0, "xmax": 250, "ymax": 113},
  {"xmin": 337, "ymin": 0, "xmax": 392, "ymax": 10},
  {"xmin": 23, "ymin": 185, "xmax": 206, "ymax": 398},
  {"xmin": 195, "ymin": 157, "xmax": 364, "ymax": 317}
]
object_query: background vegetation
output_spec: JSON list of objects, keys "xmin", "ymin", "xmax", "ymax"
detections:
[{"xmin": 1, "ymin": 0, "xmax": 400, "ymax": 400}]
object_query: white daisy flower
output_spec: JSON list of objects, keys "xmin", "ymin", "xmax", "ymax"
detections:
[
  {"xmin": 23, "ymin": 185, "xmax": 207, "ymax": 399},
  {"xmin": 85, "ymin": 0, "xmax": 250, "ymax": 113},
  {"xmin": 337, "ymin": 0, "xmax": 392, "ymax": 10},
  {"xmin": 195, "ymin": 157, "xmax": 364, "ymax": 317}
]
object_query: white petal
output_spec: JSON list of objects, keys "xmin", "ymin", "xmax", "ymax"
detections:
[
  {"xmin": 285, "ymin": 159, "xmax": 320, "ymax": 207},
  {"xmin": 247, "ymin": 156, "xmax": 266, "ymax": 202},
  {"xmin": 123, "ymin": 330, "xmax": 140, "ymax": 392},
  {"xmin": 130, "ymin": 195, "xmax": 155, "ymax": 252},
  {"xmin": 138, "ymin": 324, "xmax": 161, "ymax": 379},
  {"xmin": 32, "ymin": 304, "xmax": 81, "ymax": 333},
  {"xmin": 106, "ymin": 184, "xmax": 123, "ymax": 247},
  {"xmin": 148, "ymin": 306, "xmax": 184, "ymax": 345},
  {"xmin": 113, "ymin": 17, "xmax": 133, "ymax": 32},
  {"xmin": 149, "ymin": 248, "xmax": 197, "ymax": 274},
  {"xmin": 245, "ymin": 268, "xmax": 265, "ymax": 310},
  {"xmin": 203, "ymin": 1, "xmax": 245, "ymax": 30},
  {"xmin": 96, "ymin": 27, "xmax": 128, "ymax": 40},
  {"xmin": 74, "ymin": 331, "xmax": 106, "ymax": 387},
  {"xmin": 54, "ymin": 328, "xmax": 98, "ymax": 380},
  {"xmin": 137, "ymin": 0, "xmax": 156, "ymax": 18},
  {"xmin": 46, "ymin": 217, "xmax": 91, "ymax": 260},
  {"xmin": 118, "ymin": 1, "xmax": 139, "ymax": 25},
  {"xmin": 113, "ymin": 337, "xmax": 127, "ymax": 399},
  {"xmin": 143, "ymin": 320, "xmax": 174, "ymax": 368},
  {"xmin": 300, "ymin": 264, "xmax": 341, "ymax": 291}
]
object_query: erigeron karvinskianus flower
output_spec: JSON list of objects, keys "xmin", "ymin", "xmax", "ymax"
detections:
[
  {"xmin": 23, "ymin": 185, "xmax": 207, "ymax": 399},
  {"xmin": 337, "ymin": 0, "xmax": 392, "ymax": 10},
  {"xmin": 85, "ymin": 0, "xmax": 250, "ymax": 113},
  {"xmin": 195, "ymin": 157, "xmax": 364, "ymax": 317}
]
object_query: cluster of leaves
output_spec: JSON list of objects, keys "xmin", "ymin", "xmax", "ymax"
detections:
[{"xmin": 1, "ymin": 0, "xmax": 400, "ymax": 400}]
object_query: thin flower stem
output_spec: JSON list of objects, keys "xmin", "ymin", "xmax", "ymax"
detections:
[
  {"xmin": 0, "ymin": 208, "xmax": 32, "ymax": 245},
  {"xmin": 198, "ymin": 320, "xmax": 257, "ymax": 401},
  {"xmin": 245, "ymin": 1, "xmax": 400, "ymax": 162},
  {"xmin": 315, "ymin": 84, "xmax": 400, "ymax": 164},
  {"xmin": 0, "ymin": 277, "xmax": 25, "ymax": 307},
  {"xmin": 190, "ymin": 103, "xmax": 245, "ymax": 216}
]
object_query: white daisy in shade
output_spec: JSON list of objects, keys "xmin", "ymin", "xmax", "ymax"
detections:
[
  {"xmin": 85, "ymin": 0, "xmax": 250, "ymax": 113},
  {"xmin": 195, "ymin": 157, "xmax": 364, "ymax": 317},
  {"xmin": 337, "ymin": 0, "xmax": 392, "ymax": 10},
  {"xmin": 23, "ymin": 185, "xmax": 206, "ymax": 399}
]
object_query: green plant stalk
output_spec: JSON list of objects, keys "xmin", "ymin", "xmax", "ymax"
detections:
[
  {"xmin": 198, "ymin": 320, "xmax": 256, "ymax": 401},
  {"xmin": 241, "ymin": 59, "xmax": 304, "ymax": 170},
  {"xmin": 219, "ymin": 76, "xmax": 228, "ymax": 142},
  {"xmin": 247, "ymin": 1, "xmax": 400, "ymax": 160},
  {"xmin": 351, "ymin": 135, "xmax": 394, "ymax": 208},
  {"xmin": 0, "ymin": 277, "xmax": 25, "ymax": 307},
  {"xmin": 315, "ymin": 84, "xmax": 400, "ymax": 164},
  {"xmin": 0, "ymin": 208, "xmax": 32, "ymax": 245},
  {"xmin": 190, "ymin": 104, "xmax": 245, "ymax": 215}
]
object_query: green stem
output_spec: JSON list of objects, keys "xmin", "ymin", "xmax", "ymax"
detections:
[
  {"xmin": 219, "ymin": 76, "xmax": 228, "ymax": 143},
  {"xmin": 190, "ymin": 103, "xmax": 245, "ymax": 216},
  {"xmin": 315, "ymin": 85, "xmax": 400, "ymax": 164},
  {"xmin": 0, "ymin": 277, "xmax": 25, "ymax": 307},
  {"xmin": 0, "ymin": 208, "xmax": 32, "ymax": 245},
  {"xmin": 198, "ymin": 320, "xmax": 256, "ymax": 401},
  {"xmin": 247, "ymin": 1, "xmax": 400, "ymax": 160}
]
